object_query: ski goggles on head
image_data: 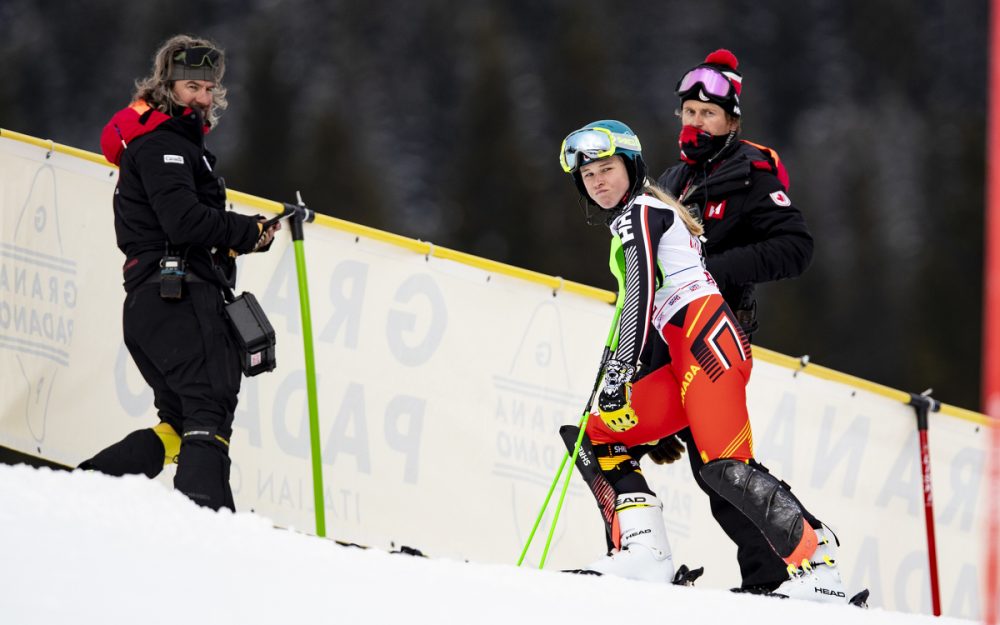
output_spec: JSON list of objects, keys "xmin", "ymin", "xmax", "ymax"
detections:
[
  {"xmin": 676, "ymin": 66, "xmax": 734, "ymax": 99},
  {"xmin": 173, "ymin": 46, "xmax": 221, "ymax": 69},
  {"xmin": 559, "ymin": 127, "xmax": 642, "ymax": 173},
  {"xmin": 170, "ymin": 46, "xmax": 223, "ymax": 82}
]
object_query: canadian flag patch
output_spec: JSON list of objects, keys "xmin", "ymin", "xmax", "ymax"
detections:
[
  {"xmin": 769, "ymin": 190, "xmax": 791, "ymax": 206},
  {"xmin": 705, "ymin": 200, "xmax": 727, "ymax": 219}
]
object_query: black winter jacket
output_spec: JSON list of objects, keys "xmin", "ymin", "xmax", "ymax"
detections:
[
  {"xmin": 112, "ymin": 110, "xmax": 260, "ymax": 291},
  {"xmin": 657, "ymin": 140, "xmax": 813, "ymax": 332}
]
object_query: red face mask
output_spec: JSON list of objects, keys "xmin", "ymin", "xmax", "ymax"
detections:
[{"xmin": 678, "ymin": 125, "xmax": 732, "ymax": 165}]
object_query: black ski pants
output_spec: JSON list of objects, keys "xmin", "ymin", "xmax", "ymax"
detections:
[{"xmin": 81, "ymin": 282, "xmax": 240, "ymax": 511}]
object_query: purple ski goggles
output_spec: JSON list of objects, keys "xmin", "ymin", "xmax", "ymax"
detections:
[{"xmin": 676, "ymin": 66, "xmax": 734, "ymax": 99}]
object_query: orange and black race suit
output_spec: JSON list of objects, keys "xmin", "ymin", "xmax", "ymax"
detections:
[
  {"xmin": 584, "ymin": 193, "xmax": 754, "ymax": 462},
  {"xmin": 588, "ymin": 294, "xmax": 754, "ymax": 462}
]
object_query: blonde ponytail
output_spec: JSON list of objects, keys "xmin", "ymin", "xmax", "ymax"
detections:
[{"xmin": 642, "ymin": 181, "xmax": 704, "ymax": 237}]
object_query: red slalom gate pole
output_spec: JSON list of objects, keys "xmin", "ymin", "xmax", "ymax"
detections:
[
  {"xmin": 909, "ymin": 392, "xmax": 941, "ymax": 617},
  {"xmin": 985, "ymin": 0, "xmax": 1000, "ymax": 621},
  {"xmin": 989, "ymin": 416, "xmax": 1000, "ymax": 625}
]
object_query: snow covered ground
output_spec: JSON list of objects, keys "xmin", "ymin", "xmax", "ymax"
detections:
[{"xmin": 0, "ymin": 464, "xmax": 975, "ymax": 625}]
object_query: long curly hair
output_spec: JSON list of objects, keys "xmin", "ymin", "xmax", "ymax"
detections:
[{"xmin": 132, "ymin": 34, "xmax": 228, "ymax": 127}]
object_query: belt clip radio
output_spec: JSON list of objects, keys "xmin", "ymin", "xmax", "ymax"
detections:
[{"xmin": 159, "ymin": 255, "xmax": 185, "ymax": 300}]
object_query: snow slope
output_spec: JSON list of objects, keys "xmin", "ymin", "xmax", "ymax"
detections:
[{"xmin": 0, "ymin": 464, "xmax": 974, "ymax": 625}]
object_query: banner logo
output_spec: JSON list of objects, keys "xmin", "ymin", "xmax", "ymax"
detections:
[{"xmin": 1, "ymin": 164, "xmax": 78, "ymax": 442}]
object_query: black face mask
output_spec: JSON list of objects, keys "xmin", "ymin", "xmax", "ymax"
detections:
[{"xmin": 679, "ymin": 125, "xmax": 735, "ymax": 165}]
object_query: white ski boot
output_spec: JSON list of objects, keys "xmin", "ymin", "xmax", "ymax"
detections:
[
  {"xmin": 774, "ymin": 525, "xmax": 849, "ymax": 604},
  {"xmin": 584, "ymin": 493, "xmax": 675, "ymax": 583}
]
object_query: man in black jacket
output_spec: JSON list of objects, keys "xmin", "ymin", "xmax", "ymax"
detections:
[
  {"xmin": 81, "ymin": 35, "xmax": 279, "ymax": 511},
  {"xmin": 648, "ymin": 49, "xmax": 816, "ymax": 594}
]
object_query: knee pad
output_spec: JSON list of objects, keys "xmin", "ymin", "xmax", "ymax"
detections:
[
  {"xmin": 560, "ymin": 426, "xmax": 617, "ymax": 545},
  {"xmin": 559, "ymin": 426, "xmax": 655, "ymax": 549},
  {"xmin": 699, "ymin": 458, "xmax": 814, "ymax": 562},
  {"xmin": 750, "ymin": 460, "xmax": 822, "ymax": 530}
]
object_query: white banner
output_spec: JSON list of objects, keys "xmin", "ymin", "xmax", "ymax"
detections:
[{"xmin": 0, "ymin": 132, "xmax": 989, "ymax": 619}]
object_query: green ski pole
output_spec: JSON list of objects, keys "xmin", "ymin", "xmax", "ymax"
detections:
[
  {"xmin": 281, "ymin": 194, "xmax": 323, "ymax": 536},
  {"xmin": 536, "ymin": 359, "xmax": 603, "ymax": 569},
  {"xmin": 516, "ymin": 300, "xmax": 622, "ymax": 567},
  {"xmin": 515, "ymin": 352, "xmax": 605, "ymax": 567}
]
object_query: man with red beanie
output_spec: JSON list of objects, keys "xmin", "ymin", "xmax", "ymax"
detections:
[{"xmin": 645, "ymin": 50, "xmax": 855, "ymax": 602}]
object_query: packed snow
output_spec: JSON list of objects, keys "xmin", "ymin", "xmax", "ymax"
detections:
[{"xmin": 0, "ymin": 464, "xmax": 975, "ymax": 624}]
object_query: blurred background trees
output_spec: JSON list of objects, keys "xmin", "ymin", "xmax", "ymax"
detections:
[{"xmin": 0, "ymin": 0, "xmax": 986, "ymax": 410}]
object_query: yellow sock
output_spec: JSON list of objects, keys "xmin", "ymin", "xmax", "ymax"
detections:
[{"xmin": 153, "ymin": 422, "xmax": 181, "ymax": 465}]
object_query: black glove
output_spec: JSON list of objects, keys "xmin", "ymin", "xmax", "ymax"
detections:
[
  {"xmin": 251, "ymin": 216, "xmax": 281, "ymax": 253},
  {"xmin": 647, "ymin": 434, "xmax": 686, "ymax": 464},
  {"xmin": 597, "ymin": 360, "xmax": 638, "ymax": 432}
]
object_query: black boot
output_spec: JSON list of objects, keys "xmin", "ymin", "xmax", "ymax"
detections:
[
  {"xmin": 78, "ymin": 429, "xmax": 164, "ymax": 479},
  {"xmin": 174, "ymin": 438, "xmax": 234, "ymax": 512}
]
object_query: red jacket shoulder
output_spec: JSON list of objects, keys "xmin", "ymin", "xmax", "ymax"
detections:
[{"xmin": 100, "ymin": 100, "xmax": 171, "ymax": 166}]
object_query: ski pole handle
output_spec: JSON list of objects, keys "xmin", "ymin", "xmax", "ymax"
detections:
[
  {"xmin": 260, "ymin": 206, "xmax": 295, "ymax": 230},
  {"xmin": 261, "ymin": 191, "xmax": 319, "ymax": 231},
  {"xmin": 282, "ymin": 201, "xmax": 316, "ymax": 225}
]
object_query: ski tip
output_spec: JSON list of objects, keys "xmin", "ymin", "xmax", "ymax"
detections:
[
  {"xmin": 849, "ymin": 589, "xmax": 870, "ymax": 608},
  {"xmin": 390, "ymin": 545, "xmax": 427, "ymax": 557},
  {"xmin": 561, "ymin": 568, "xmax": 602, "ymax": 576},
  {"xmin": 672, "ymin": 564, "xmax": 705, "ymax": 586}
]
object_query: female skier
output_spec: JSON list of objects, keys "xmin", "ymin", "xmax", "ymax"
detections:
[{"xmin": 559, "ymin": 119, "xmax": 852, "ymax": 604}]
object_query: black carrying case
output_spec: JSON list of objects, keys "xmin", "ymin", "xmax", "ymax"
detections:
[{"xmin": 224, "ymin": 292, "xmax": 276, "ymax": 376}]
